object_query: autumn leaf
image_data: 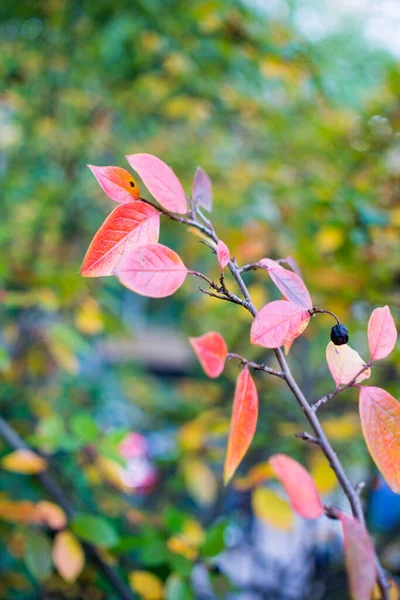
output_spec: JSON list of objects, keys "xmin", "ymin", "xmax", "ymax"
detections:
[
  {"xmin": 35, "ymin": 501, "xmax": 67, "ymax": 530},
  {"xmin": 269, "ymin": 454, "xmax": 323, "ymax": 519},
  {"xmin": 116, "ymin": 243, "xmax": 188, "ymax": 298},
  {"xmin": 326, "ymin": 342, "xmax": 370, "ymax": 385},
  {"xmin": 261, "ymin": 263, "xmax": 312, "ymax": 310},
  {"xmin": 192, "ymin": 166, "xmax": 212, "ymax": 211},
  {"xmin": 53, "ymin": 531, "xmax": 85, "ymax": 583},
  {"xmin": 2, "ymin": 449, "xmax": 47, "ymax": 474},
  {"xmin": 126, "ymin": 153, "xmax": 187, "ymax": 214},
  {"xmin": 129, "ymin": 570, "xmax": 164, "ymax": 600},
  {"xmin": 252, "ymin": 487, "xmax": 294, "ymax": 530},
  {"xmin": 216, "ymin": 240, "xmax": 230, "ymax": 269},
  {"xmin": 368, "ymin": 305, "xmax": 397, "ymax": 361},
  {"xmin": 359, "ymin": 386, "xmax": 400, "ymax": 493},
  {"xmin": 250, "ymin": 300, "xmax": 310, "ymax": 349},
  {"xmin": 182, "ymin": 457, "xmax": 217, "ymax": 507},
  {"xmin": 189, "ymin": 331, "xmax": 227, "ymax": 378},
  {"xmin": 339, "ymin": 512, "xmax": 376, "ymax": 600},
  {"xmin": 80, "ymin": 201, "xmax": 160, "ymax": 277},
  {"xmin": 88, "ymin": 165, "xmax": 140, "ymax": 204},
  {"xmin": 224, "ymin": 366, "xmax": 258, "ymax": 484}
]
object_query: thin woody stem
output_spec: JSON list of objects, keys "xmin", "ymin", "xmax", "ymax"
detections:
[
  {"xmin": 312, "ymin": 362, "xmax": 372, "ymax": 412},
  {"xmin": 227, "ymin": 353, "xmax": 285, "ymax": 379}
]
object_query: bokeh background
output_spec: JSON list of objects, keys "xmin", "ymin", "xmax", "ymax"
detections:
[{"xmin": 2, "ymin": 1, "xmax": 400, "ymax": 598}]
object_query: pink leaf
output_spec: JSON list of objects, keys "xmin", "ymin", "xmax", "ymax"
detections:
[
  {"xmin": 326, "ymin": 342, "xmax": 370, "ymax": 386},
  {"xmin": 80, "ymin": 201, "xmax": 160, "ymax": 277},
  {"xmin": 88, "ymin": 165, "xmax": 140, "ymax": 204},
  {"xmin": 216, "ymin": 240, "xmax": 230, "ymax": 269},
  {"xmin": 115, "ymin": 243, "xmax": 187, "ymax": 298},
  {"xmin": 339, "ymin": 512, "xmax": 376, "ymax": 600},
  {"xmin": 224, "ymin": 366, "xmax": 258, "ymax": 484},
  {"xmin": 269, "ymin": 454, "xmax": 323, "ymax": 519},
  {"xmin": 193, "ymin": 167, "xmax": 212, "ymax": 211},
  {"xmin": 359, "ymin": 386, "xmax": 400, "ymax": 493},
  {"xmin": 126, "ymin": 153, "xmax": 187, "ymax": 214},
  {"xmin": 368, "ymin": 305, "xmax": 397, "ymax": 361},
  {"xmin": 250, "ymin": 300, "xmax": 310, "ymax": 349},
  {"xmin": 189, "ymin": 332, "xmax": 227, "ymax": 378},
  {"xmin": 259, "ymin": 260, "xmax": 312, "ymax": 309}
]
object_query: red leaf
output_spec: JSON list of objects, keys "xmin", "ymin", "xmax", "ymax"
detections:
[
  {"xmin": 250, "ymin": 300, "xmax": 310, "ymax": 349},
  {"xmin": 224, "ymin": 366, "xmax": 258, "ymax": 484},
  {"xmin": 80, "ymin": 201, "xmax": 160, "ymax": 277},
  {"xmin": 189, "ymin": 332, "xmax": 227, "ymax": 378},
  {"xmin": 326, "ymin": 342, "xmax": 370, "ymax": 386},
  {"xmin": 88, "ymin": 165, "xmax": 140, "ymax": 204},
  {"xmin": 265, "ymin": 266, "xmax": 312, "ymax": 310},
  {"xmin": 216, "ymin": 240, "xmax": 230, "ymax": 269},
  {"xmin": 368, "ymin": 305, "xmax": 397, "ymax": 361},
  {"xmin": 193, "ymin": 167, "xmax": 212, "ymax": 211},
  {"xmin": 126, "ymin": 153, "xmax": 187, "ymax": 214},
  {"xmin": 115, "ymin": 243, "xmax": 187, "ymax": 298},
  {"xmin": 339, "ymin": 512, "xmax": 376, "ymax": 600},
  {"xmin": 269, "ymin": 454, "xmax": 323, "ymax": 519},
  {"xmin": 359, "ymin": 386, "xmax": 400, "ymax": 492}
]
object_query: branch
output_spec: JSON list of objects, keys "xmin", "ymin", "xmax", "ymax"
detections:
[
  {"xmin": 312, "ymin": 362, "xmax": 372, "ymax": 412},
  {"xmin": 227, "ymin": 353, "xmax": 285, "ymax": 379},
  {"xmin": 0, "ymin": 415, "xmax": 134, "ymax": 600}
]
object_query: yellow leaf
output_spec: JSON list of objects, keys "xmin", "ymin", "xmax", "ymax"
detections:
[
  {"xmin": 322, "ymin": 415, "xmax": 361, "ymax": 441},
  {"xmin": 182, "ymin": 458, "xmax": 217, "ymax": 507},
  {"xmin": 234, "ymin": 462, "xmax": 274, "ymax": 491},
  {"xmin": 129, "ymin": 571, "xmax": 164, "ymax": 600},
  {"xmin": 167, "ymin": 536, "xmax": 198, "ymax": 561},
  {"xmin": 252, "ymin": 487, "xmax": 294, "ymax": 531},
  {"xmin": 53, "ymin": 531, "xmax": 85, "ymax": 583},
  {"xmin": 316, "ymin": 226, "xmax": 345, "ymax": 253},
  {"xmin": 35, "ymin": 501, "xmax": 67, "ymax": 530},
  {"xmin": 310, "ymin": 453, "xmax": 338, "ymax": 495},
  {"xmin": 2, "ymin": 449, "xmax": 47, "ymax": 474},
  {"xmin": 75, "ymin": 297, "xmax": 103, "ymax": 335},
  {"xmin": 0, "ymin": 499, "xmax": 37, "ymax": 523},
  {"xmin": 181, "ymin": 519, "xmax": 205, "ymax": 547}
]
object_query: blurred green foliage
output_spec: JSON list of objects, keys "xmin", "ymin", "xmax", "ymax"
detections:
[{"xmin": 1, "ymin": 0, "xmax": 400, "ymax": 598}]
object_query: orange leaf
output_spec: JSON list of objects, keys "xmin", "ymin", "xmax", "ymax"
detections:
[
  {"xmin": 368, "ymin": 305, "xmax": 397, "ymax": 361},
  {"xmin": 224, "ymin": 366, "xmax": 258, "ymax": 484},
  {"xmin": 269, "ymin": 454, "xmax": 323, "ymax": 519},
  {"xmin": 53, "ymin": 531, "xmax": 85, "ymax": 583},
  {"xmin": 2, "ymin": 449, "xmax": 47, "ymax": 474},
  {"xmin": 359, "ymin": 386, "xmax": 400, "ymax": 492},
  {"xmin": 250, "ymin": 300, "xmax": 310, "ymax": 349},
  {"xmin": 326, "ymin": 342, "xmax": 370, "ymax": 386},
  {"xmin": 189, "ymin": 332, "xmax": 227, "ymax": 378},
  {"xmin": 116, "ymin": 243, "xmax": 187, "ymax": 298},
  {"xmin": 88, "ymin": 165, "xmax": 140, "ymax": 204},
  {"xmin": 35, "ymin": 502, "xmax": 67, "ymax": 530},
  {"xmin": 339, "ymin": 512, "xmax": 376, "ymax": 600},
  {"xmin": 80, "ymin": 201, "xmax": 160, "ymax": 277}
]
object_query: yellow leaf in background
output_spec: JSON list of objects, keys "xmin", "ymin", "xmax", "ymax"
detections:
[
  {"xmin": 2, "ymin": 449, "xmax": 47, "ymax": 474},
  {"xmin": 182, "ymin": 518, "xmax": 205, "ymax": 547},
  {"xmin": 95, "ymin": 457, "xmax": 129, "ymax": 493},
  {"xmin": 252, "ymin": 487, "xmax": 293, "ymax": 531},
  {"xmin": 0, "ymin": 499, "xmax": 37, "ymax": 523},
  {"xmin": 53, "ymin": 531, "xmax": 85, "ymax": 583},
  {"xmin": 48, "ymin": 340, "xmax": 79, "ymax": 375},
  {"xmin": 75, "ymin": 297, "xmax": 103, "ymax": 335},
  {"xmin": 35, "ymin": 501, "xmax": 67, "ymax": 530},
  {"xmin": 316, "ymin": 226, "xmax": 345, "ymax": 254},
  {"xmin": 167, "ymin": 536, "xmax": 198, "ymax": 561},
  {"xmin": 373, "ymin": 578, "xmax": 400, "ymax": 599},
  {"xmin": 310, "ymin": 453, "xmax": 337, "ymax": 495},
  {"xmin": 182, "ymin": 458, "xmax": 217, "ymax": 507},
  {"xmin": 129, "ymin": 571, "xmax": 164, "ymax": 600},
  {"xmin": 234, "ymin": 462, "xmax": 274, "ymax": 491},
  {"xmin": 322, "ymin": 415, "xmax": 361, "ymax": 441}
]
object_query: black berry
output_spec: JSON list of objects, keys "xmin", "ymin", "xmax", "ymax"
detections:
[{"xmin": 331, "ymin": 324, "xmax": 349, "ymax": 346}]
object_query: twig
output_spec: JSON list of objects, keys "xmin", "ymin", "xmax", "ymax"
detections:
[
  {"xmin": 227, "ymin": 353, "xmax": 285, "ymax": 379},
  {"xmin": 295, "ymin": 432, "xmax": 320, "ymax": 445},
  {"xmin": 309, "ymin": 306, "xmax": 341, "ymax": 325},
  {"xmin": 0, "ymin": 415, "xmax": 134, "ymax": 600},
  {"xmin": 312, "ymin": 362, "xmax": 372, "ymax": 412}
]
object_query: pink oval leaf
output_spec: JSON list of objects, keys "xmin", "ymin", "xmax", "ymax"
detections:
[
  {"xmin": 189, "ymin": 332, "xmax": 227, "ymax": 378},
  {"xmin": 326, "ymin": 342, "xmax": 370, "ymax": 386},
  {"xmin": 224, "ymin": 366, "xmax": 258, "ymax": 485},
  {"xmin": 216, "ymin": 240, "xmax": 230, "ymax": 269},
  {"xmin": 339, "ymin": 512, "xmax": 376, "ymax": 600},
  {"xmin": 126, "ymin": 153, "xmax": 187, "ymax": 214},
  {"xmin": 269, "ymin": 454, "xmax": 323, "ymax": 519},
  {"xmin": 193, "ymin": 167, "xmax": 212, "ymax": 211},
  {"xmin": 250, "ymin": 300, "xmax": 310, "ymax": 349},
  {"xmin": 368, "ymin": 305, "xmax": 397, "ymax": 361},
  {"xmin": 80, "ymin": 201, "xmax": 160, "ymax": 277},
  {"xmin": 259, "ymin": 258, "xmax": 282, "ymax": 269},
  {"xmin": 359, "ymin": 386, "xmax": 400, "ymax": 493},
  {"xmin": 268, "ymin": 268, "xmax": 312, "ymax": 310},
  {"xmin": 115, "ymin": 243, "xmax": 187, "ymax": 298},
  {"xmin": 88, "ymin": 165, "xmax": 140, "ymax": 204}
]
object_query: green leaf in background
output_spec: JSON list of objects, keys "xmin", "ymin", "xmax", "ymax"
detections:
[
  {"xmin": 23, "ymin": 531, "xmax": 53, "ymax": 582},
  {"xmin": 70, "ymin": 413, "xmax": 99, "ymax": 444},
  {"xmin": 165, "ymin": 574, "xmax": 193, "ymax": 600},
  {"xmin": 71, "ymin": 514, "xmax": 120, "ymax": 548},
  {"xmin": 200, "ymin": 520, "xmax": 228, "ymax": 558}
]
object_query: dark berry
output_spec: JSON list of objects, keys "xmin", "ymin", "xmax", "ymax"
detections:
[{"xmin": 331, "ymin": 324, "xmax": 349, "ymax": 346}]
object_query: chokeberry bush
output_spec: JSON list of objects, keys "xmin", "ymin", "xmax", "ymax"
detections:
[{"xmin": 81, "ymin": 153, "xmax": 400, "ymax": 600}]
